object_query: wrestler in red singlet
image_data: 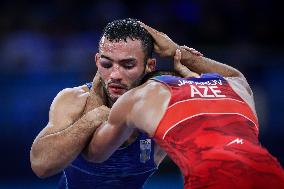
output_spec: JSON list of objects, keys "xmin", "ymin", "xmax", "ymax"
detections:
[{"xmin": 152, "ymin": 73, "xmax": 284, "ymax": 189}]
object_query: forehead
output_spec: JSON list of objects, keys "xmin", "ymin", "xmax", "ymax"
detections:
[{"xmin": 99, "ymin": 37, "xmax": 145, "ymax": 59}]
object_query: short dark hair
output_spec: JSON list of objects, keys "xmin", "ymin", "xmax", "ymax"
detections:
[{"xmin": 100, "ymin": 18, "xmax": 154, "ymax": 59}]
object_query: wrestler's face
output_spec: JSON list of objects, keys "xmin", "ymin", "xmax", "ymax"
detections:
[{"xmin": 96, "ymin": 37, "xmax": 156, "ymax": 104}]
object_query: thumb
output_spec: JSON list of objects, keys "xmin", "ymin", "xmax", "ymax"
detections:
[
  {"xmin": 173, "ymin": 49, "xmax": 182, "ymax": 70},
  {"xmin": 174, "ymin": 49, "xmax": 198, "ymax": 78},
  {"xmin": 78, "ymin": 91, "xmax": 90, "ymax": 99},
  {"xmin": 92, "ymin": 71, "xmax": 101, "ymax": 93},
  {"xmin": 138, "ymin": 21, "xmax": 158, "ymax": 37}
]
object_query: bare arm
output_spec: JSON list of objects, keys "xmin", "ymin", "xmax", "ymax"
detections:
[
  {"xmin": 174, "ymin": 49, "xmax": 199, "ymax": 78},
  {"xmin": 140, "ymin": 22, "xmax": 252, "ymax": 95},
  {"xmin": 179, "ymin": 45, "xmax": 244, "ymax": 78},
  {"xmin": 30, "ymin": 74, "xmax": 108, "ymax": 178},
  {"xmin": 30, "ymin": 105, "xmax": 108, "ymax": 178},
  {"xmin": 84, "ymin": 90, "xmax": 136, "ymax": 163},
  {"xmin": 140, "ymin": 22, "xmax": 244, "ymax": 79}
]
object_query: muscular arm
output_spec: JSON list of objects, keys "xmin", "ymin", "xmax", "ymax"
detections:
[
  {"xmin": 30, "ymin": 86, "xmax": 108, "ymax": 178},
  {"xmin": 179, "ymin": 45, "xmax": 244, "ymax": 78},
  {"xmin": 178, "ymin": 46, "xmax": 252, "ymax": 95},
  {"xmin": 85, "ymin": 82, "xmax": 170, "ymax": 165},
  {"xmin": 140, "ymin": 22, "xmax": 250, "ymax": 93},
  {"xmin": 84, "ymin": 90, "xmax": 136, "ymax": 163}
]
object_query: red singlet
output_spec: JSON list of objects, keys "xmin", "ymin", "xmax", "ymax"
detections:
[{"xmin": 152, "ymin": 74, "xmax": 284, "ymax": 189}]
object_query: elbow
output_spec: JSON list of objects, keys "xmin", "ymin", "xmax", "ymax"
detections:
[
  {"xmin": 30, "ymin": 159, "xmax": 53, "ymax": 178},
  {"xmin": 31, "ymin": 165, "xmax": 50, "ymax": 179},
  {"xmin": 30, "ymin": 149, "xmax": 55, "ymax": 178}
]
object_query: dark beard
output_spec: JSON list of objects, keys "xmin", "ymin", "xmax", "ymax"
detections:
[
  {"xmin": 101, "ymin": 73, "xmax": 145, "ymax": 107},
  {"xmin": 101, "ymin": 82, "xmax": 117, "ymax": 107}
]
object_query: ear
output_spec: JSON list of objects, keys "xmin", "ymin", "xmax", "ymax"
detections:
[
  {"xmin": 145, "ymin": 58, "xmax": 156, "ymax": 73},
  {"xmin": 95, "ymin": 53, "xmax": 100, "ymax": 67}
]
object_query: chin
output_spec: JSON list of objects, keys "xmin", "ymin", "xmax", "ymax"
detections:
[{"xmin": 110, "ymin": 95, "xmax": 120, "ymax": 103}]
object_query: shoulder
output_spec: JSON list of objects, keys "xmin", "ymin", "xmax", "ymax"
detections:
[
  {"xmin": 204, "ymin": 72, "xmax": 252, "ymax": 96},
  {"xmin": 109, "ymin": 82, "xmax": 155, "ymax": 120},
  {"xmin": 111, "ymin": 81, "xmax": 169, "ymax": 116},
  {"xmin": 225, "ymin": 76, "xmax": 253, "ymax": 96},
  {"xmin": 54, "ymin": 85, "xmax": 90, "ymax": 101},
  {"xmin": 225, "ymin": 76, "xmax": 257, "ymax": 114},
  {"xmin": 124, "ymin": 80, "xmax": 170, "ymax": 117},
  {"xmin": 119, "ymin": 81, "xmax": 168, "ymax": 105}
]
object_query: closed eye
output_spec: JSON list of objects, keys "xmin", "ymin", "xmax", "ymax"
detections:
[
  {"xmin": 100, "ymin": 61, "xmax": 112, "ymax": 69},
  {"xmin": 120, "ymin": 60, "xmax": 137, "ymax": 70},
  {"xmin": 99, "ymin": 54, "xmax": 113, "ymax": 69},
  {"xmin": 123, "ymin": 64, "xmax": 135, "ymax": 69}
]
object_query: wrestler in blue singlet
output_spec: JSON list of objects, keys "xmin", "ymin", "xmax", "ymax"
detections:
[{"xmin": 57, "ymin": 83, "xmax": 157, "ymax": 189}]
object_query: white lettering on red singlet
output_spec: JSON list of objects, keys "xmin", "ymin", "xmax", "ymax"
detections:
[
  {"xmin": 190, "ymin": 85, "xmax": 226, "ymax": 98},
  {"xmin": 177, "ymin": 79, "xmax": 226, "ymax": 98},
  {"xmin": 178, "ymin": 79, "xmax": 223, "ymax": 87}
]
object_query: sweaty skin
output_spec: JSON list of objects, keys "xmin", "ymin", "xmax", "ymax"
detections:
[
  {"xmin": 30, "ymin": 36, "xmax": 162, "ymax": 178},
  {"xmin": 30, "ymin": 20, "xmax": 239, "ymax": 180},
  {"xmin": 79, "ymin": 48, "xmax": 284, "ymax": 189},
  {"xmin": 83, "ymin": 47, "xmax": 248, "ymax": 162}
]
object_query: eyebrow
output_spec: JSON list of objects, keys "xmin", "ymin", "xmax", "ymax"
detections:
[
  {"xmin": 100, "ymin": 54, "xmax": 113, "ymax": 61},
  {"xmin": 100, "ymin": 54, "xmax": 137, "ymax": 63}
]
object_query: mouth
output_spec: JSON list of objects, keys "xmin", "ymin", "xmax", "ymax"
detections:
[{"xmin": 108, "ymin": 83, "xmax": 127, "ymax": 95}]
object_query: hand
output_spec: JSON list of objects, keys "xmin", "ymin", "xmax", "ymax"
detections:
[
  {"xmin": 139, "ymin": 22, "xmax": 179, "ymax": 57},
  {"xmin": 180, "ymin": 45, "xmax": 203, "ymax": 57},
  {"xmin": 174, "ymin": 49, "xmax": 200, "ymax": 78},
  {"xmin": 83, "ymin": 72, "xmax": 106, "ymax": 114},
  {"xmin": 49, "ymin": 86, "xmax": 89, "ymax": 128},
  {"xmin": 85, "ymin": 105, "xmax": 110, "ymax": 127}
]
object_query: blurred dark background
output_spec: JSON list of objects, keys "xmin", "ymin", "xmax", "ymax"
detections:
[{"xmin": 0, "ymin": 0, "xmax": 283, "ymax": 188}]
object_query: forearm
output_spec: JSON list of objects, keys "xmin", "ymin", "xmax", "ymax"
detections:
[
  {"xmin": 30, "ymin": 111, "xmax": 103, "ymax": 178},
  {"xmin": 83, "ymin": 104, "xmax": 134, "ymax": 163},
  {"xmin": 179, "ymin": 46, "xmax": 244, "ymax": 78},
  {"xmin": 82, "ymin": 123, "xmax": 133, "ymax": 163},
  {"xmin": 140, "ymin": 23, "xmax": 243, "ymax": 78}
]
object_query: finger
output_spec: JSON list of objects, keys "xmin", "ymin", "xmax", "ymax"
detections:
[
  {"xmin": 189, "ymin": 47, "xmax": 203, "ymax": 56},
  {"xmin": 174, "ymin": 49, "xmax": 182, "ymax": 64},
  {"xmin": 174, "ymin": 49, "xmax": 198, "ymax": 78},
  {"xmin": 174, "ymin": 49, "xmax": 186, "ymax": 75},
  {"xmin": 78, "ymin": 92, "xmax": 90, "ymax": 99},
  {"xmin": 177, "ymin": 65, "xmax": 198, "ymax": 78},
  {"xmin": 191, "ymin": 49, "xmax": 203, "ymax": 56},
  {"xmin": 182, "ymin": 45, "xmax": 203, "ymax": 56},
  {"xmin": 83, "ymin": 92, "xmax": 104, "ymax": 114},
  {"xmin": 92, "ymin": 71, "xmax": 101, "ymax": 93},
  {"xmin": 187, "ymin": 47, "xmax": 203, "ymax": 56},
  {"xmin": 138, "ymin": 21, "xmax": 160, "ymax": 39}
]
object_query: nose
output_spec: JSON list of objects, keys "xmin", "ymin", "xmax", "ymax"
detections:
[{"xmin": 110, "ymin": 65, "xmax": 123, "ymax": 81}]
